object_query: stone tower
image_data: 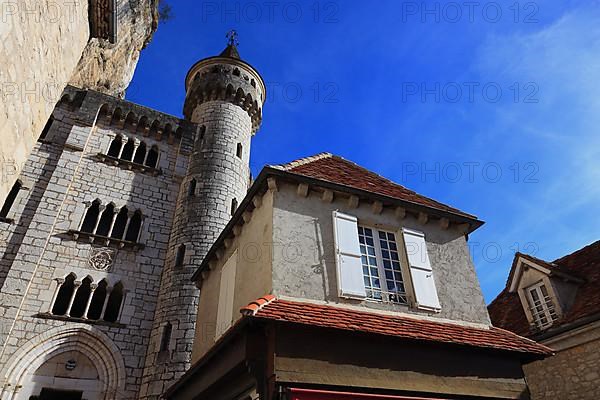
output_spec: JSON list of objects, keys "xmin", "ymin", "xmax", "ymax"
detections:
[{"xmin": 139, "ymin": 34, "xmax": 266, "ymax": 398}]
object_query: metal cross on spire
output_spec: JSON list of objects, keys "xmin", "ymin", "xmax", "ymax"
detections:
[{"xmin": 226, "ymin": 30, "xmax": 239, "ymax": 47}]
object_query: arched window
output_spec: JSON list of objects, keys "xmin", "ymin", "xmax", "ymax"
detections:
[
  {"xmin": 175, "ymin": 244, "xmax": 186, "ymax": 268},
  {"xmin": 87, "ymin": 280, "xmax": 107, "ymax": 320},
  {"xmin": 70, "ymin": 277, "xmax": 92, "ymax": 318},
  {"xmin": 231, "ymin": 198, "xmax": 238, "ymax": 215},
  {"xmin": 80, "ymin": 200, "xmax": 101, "ymax": 233},
  {"xmin": 52, "ymin": 274, "xmax": 76, "ymax": 316},
  {"xmin": 103, "ymin": 282, "xmax": 124, "ymax": 323},
  {"xmin": 188, "ymin": 179, "xmax": 197, "ymax": 197},
  {"xmin": 120, "ymin": 138, "xmax": 136, "ymax": 161},
  {"xmin": 145, "ymin": 145, "xmax": 159, "ymax": 168},
  {"xmin": 95, "ymin": 203, "xmax": 115, "ymax": 237},
  {"xmin": 133, "ymin": 141, "xmax": 147, "ymax": 164},
  {"xmin": 0, "ymin": 179, "xmax": 22, "ymax": 219},
  {"xmin": 160, "ymin": 322, "xmax": 172, "ymax": 352},
  {"xmin": 107, "ymin": 135, "xmax": 123, "ymax": 158},
  {"xmin": 110, "ymin": 207, "xmax": 128, "ymax": 240},
  {"xmin": 236, "ymin": 143, "xmax": 243, "ymax": 159},
  {"xmin": 125, "ymin": 210, "xmax": 142, "ymax": 242}
]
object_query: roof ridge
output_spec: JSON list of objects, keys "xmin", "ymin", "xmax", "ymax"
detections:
[
  {"xmin": 271, "ymin": 152, "xmax": 333, "ymax": 171},
  {"xmin": 240, "ymin": 294, "xmax": 277, "ymax": 316},
  {"xmin": 552, "ymin": 239, "xmax": 600, "ymax": 265}
]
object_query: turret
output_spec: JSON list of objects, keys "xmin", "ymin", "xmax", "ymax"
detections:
[{"xmin": 139, "ymin": 32, "xmax": 266, "ymax": 398}]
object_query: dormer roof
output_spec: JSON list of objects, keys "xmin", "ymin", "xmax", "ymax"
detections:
[
  {"xmin": 272, "ymin": 153, "xmax": 479, "ymax": 220},
  {"xmin": 489, "ymin": 240, "xmax": 600, "ymax": 338},
  {"xmin": 191, "ymin": 153, "xmax": 483, "ymax": 282}
]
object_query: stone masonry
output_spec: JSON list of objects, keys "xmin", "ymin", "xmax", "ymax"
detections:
[
  {"xmin": 523, "ymin": 334, "xmax": 600, "ymax": 400},
  {"xmin": 0, "ymin": 42, "xmax": 266, "ymax": 399},
  {"xmin": 0, "ymin": 85, "xmax": 197, "ymax": 398},
  {"xmin": 139, "ymin": 44, "xmax": 266, "ymax": 398}
]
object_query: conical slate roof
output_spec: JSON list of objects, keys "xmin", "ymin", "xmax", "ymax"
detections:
[{"xmin": 219, "ymin": 43, "xmax": 240, "ymax": 59}]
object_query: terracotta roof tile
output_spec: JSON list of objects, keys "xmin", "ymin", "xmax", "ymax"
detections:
[
  {"xmin": 273, "ymin": 153, "xmax": 476, "ymax": 219},
  {"xmin": 241, "ymin": 297, "xmax": 552, "ymax": 357},
  {"xmin": 489, "ymin": 240, "xmax": 600, "ymax": 337}
]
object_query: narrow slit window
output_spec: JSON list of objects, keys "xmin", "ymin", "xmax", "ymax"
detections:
[
  {"xmin": 231, "ymin": 198, "xmax": 238, "ymax": 215},
  {"xmin": 160, "ymin": 322, "xmax": 172, "ymax": 352},
  {"xmin": 236, "ymin": 143, "xmax": 243, "ymax": 159},
  {"xmin": 0, "ymin": 180, "xmax": 22, "ymax": 219},
  {"xmin": 175, "ymin": 244, "xmax": 186, "ymax": 268},
  {"xmin": 188, "ymin": 179, "xmax": 197, "ymax": 197}
]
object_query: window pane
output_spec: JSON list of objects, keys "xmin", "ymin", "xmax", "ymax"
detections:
[{"xmin": 358, "ymin": 226, "xmax": 381, "ymax": 299}]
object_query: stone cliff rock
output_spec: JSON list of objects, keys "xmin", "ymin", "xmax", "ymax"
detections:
[{"xmin": 69, "ymin": 0, "xmax": 159, "ymax": 98}]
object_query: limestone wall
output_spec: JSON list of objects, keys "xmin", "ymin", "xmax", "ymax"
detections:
[
  {"xmin": 524, "ymin": 327, "xmax": 600, "ymax": 400},
  {"xmin": 0, "ymin": 87, "xmax": 193, "ymax": 399},
  {"xmin": 0, "ymin": 0, "xmax": 157, "ymax": 212}
]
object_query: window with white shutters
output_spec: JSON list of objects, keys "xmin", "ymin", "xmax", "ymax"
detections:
[
  {"xmin": 402, "ymin": 228, "xmax": 441, "ymax": 312},
  {"xmin": 358, "ymin": 226, "xmax": 407, "ymax": 304},
  {"xmin": 215, "ymin": 251, "xmax": 237, "ymax": 340},
  {"xmin": 332, "ymin": 211, "xmax": 367, "ymax": 299}
]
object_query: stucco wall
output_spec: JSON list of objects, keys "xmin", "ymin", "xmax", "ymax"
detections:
[
  {"xmin": 192, "ymin": 190, "xmax": 274, "ymax": 362},
  {"xmin": 524, "ymin": 327, "xmax": 600, "ymax": 400},
  {"xmin": 271, "ymin": 182, "xmax": 491, "ymax": 325}
]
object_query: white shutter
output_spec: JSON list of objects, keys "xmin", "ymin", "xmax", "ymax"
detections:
[
  {"xmin": 402, "ymin": 228, "xmax": 441, "ymax": 311},
  {"xmin": 215, "ymin": 251, "xmax": 237, "ymax": 340},
  {"xmin": 332, "ymin": 211, "xmax": 367, "ymax": 299}
]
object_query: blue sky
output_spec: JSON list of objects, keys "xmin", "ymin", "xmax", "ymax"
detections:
[{"xmin": 127, "ymin": 0, "xmax": 600, "ymax": 303}]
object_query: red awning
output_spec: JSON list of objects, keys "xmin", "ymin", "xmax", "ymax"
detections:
[{"xmin": 289, "ymin": 388, "xmax": 450, "ymax": 400}]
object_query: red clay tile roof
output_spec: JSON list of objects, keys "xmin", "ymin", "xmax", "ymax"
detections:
[
  {"xmin": 273, "ymin": 153, "xmax": 476, "ymax": 219},
  {"xmin": 489, "ymin": 240, "xmax": 600, "ymax": 338},
  {"xmin": 241, "ymin": 296, "xmax": 552, "ymax": 357}
]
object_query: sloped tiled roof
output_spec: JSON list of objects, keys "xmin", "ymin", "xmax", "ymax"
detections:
[
  {"xmin": 489, "ymin": 240, "xmax": 600, "ymax": 338},
  {"xmin": 241, "ymin": 296, "xmax": 552, "ymax": 357},
  {"xmin": 272, "ymin": 153, "xmax": 476, "ymax": 219}
]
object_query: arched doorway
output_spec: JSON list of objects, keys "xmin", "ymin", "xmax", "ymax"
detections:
[
  {"xmin": 0, "ymin": 325, "xmax": 126, "ymax": 400},
  {"xmin": 26, "ymin": 351, "xmax": 99, "ymax": 399}
]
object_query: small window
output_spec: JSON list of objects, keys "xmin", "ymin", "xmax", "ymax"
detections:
[
  {"xmin": 236, "ymin": 143, "xmax": 243, "ymax": 159},
  {"xmin": 0, "ymin": 180, "xmax": 22, "ymax": 219},
  {"xmin": 133, "ymin": 141, "xmax": 147, "ymax": 164},
  {"xmin": 120, "ymin": 138, "xmax": 136, "ymax": 161},
  {"xmin": 52, "ymin": 274, "xmax": 76, "ymax": 315},
  {"xmin": 87, "ymin": 280, "xmax": 108, "ymax": 320},
  {"xmin": 107, "ymin": 135, "xmax": 123, "ymax": 158},
  {"xmin": 358, "ymin": 226, "xmax": 407, "ymax": 304},
  {"xmin": 160, "ymin": 322, "xmax": 172, "ymax": 352},
  {"xmin": 103, "ymin": 281, "xmax": 124, "ymax": 322},
  {"xmin": 110, "ymin": 207, "xmax": 129, "ymax": 240},
  {"xmin": 188, "ymin": 179, "xmax": 197, "ymax": 197},
  {"xmin": 175, "ymin": 244, "xmax": 186, "ymax": 268},
  {"xmin": 89, "ymin": 0, "xmax": 117, "ymax": 43},
  {"xmin": 231, "ymin": 198, "xmax": 238, "ymax": 215},
  {"xmin": 95, "ymin": 203, "xmax": 115, "ymax": 237},
  {"xmin": 145, "ymin": 145, "xmax": 159, "ymax": 168},
  {"xmin": 124, "ymin": 210, "xmax": 142, "ymax": 242},
  {"xmin": 527, "ymin": 282, "xmax": 559, "ymax": 330},
  {"xmin": 80, "ymin": 200, "xmax": 101, "ymax": 233},
  {"xmin": 39, "ymin": 116, "xmax": 54, "ymax": 142},
  {"xmin": 70, "ymin": 277, "xmax": 93, "ymax": 318}
]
